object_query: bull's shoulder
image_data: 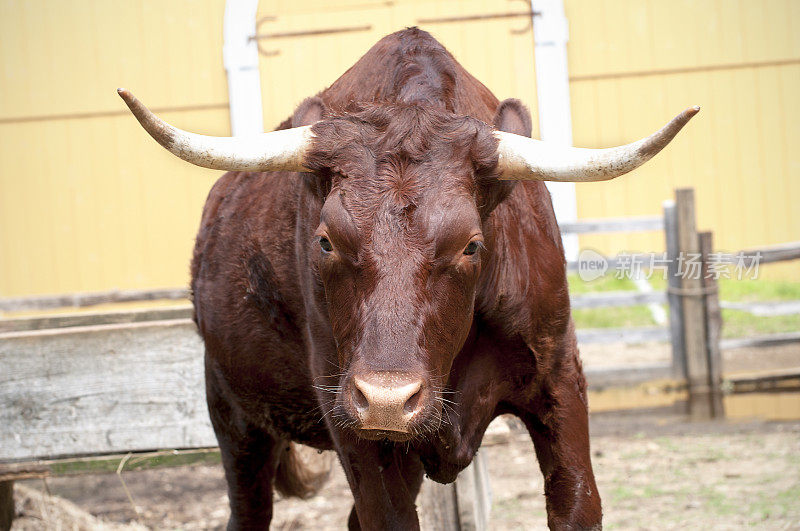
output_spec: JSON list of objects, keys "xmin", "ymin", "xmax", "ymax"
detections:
[
  {"xmin": 190, "ymin": 171, "xmax": 305, "ymax": 332},
  {"xmin": 476, "ymin": 181, "xmax": 571, "ymax": 341},
  {"xmin": 192, "ymin": 171, "xmax": 300, "ymax": 265}
]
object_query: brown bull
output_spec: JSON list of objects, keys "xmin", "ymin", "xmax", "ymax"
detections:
[{"xmin": 119, "ymin": 28, "xmax": 697, "ymax": 530}]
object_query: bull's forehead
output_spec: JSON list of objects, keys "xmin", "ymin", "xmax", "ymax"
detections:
[{"xmin": 332, "ymin": 170, "xmax": 480, "ymax": 255}]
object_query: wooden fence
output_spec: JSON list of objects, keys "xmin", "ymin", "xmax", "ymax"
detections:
[{"xmin": 563, "ymin": 188, "xmax": 800, "ymax": 417}]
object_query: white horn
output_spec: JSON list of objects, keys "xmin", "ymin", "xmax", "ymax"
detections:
[
  {"xmin": 117, "ymin": 89, "xmax": 314, "ymax": 173},
  {"xmin": 495, "ymin": 106, "xmax": 700, "ymax": 182}
]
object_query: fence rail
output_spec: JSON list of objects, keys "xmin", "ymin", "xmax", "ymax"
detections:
[
  {"xmin": 560, "ymin": 216, "xmax": 664, "ymax": 234},
  {"xmin": 720, "ymin": 331, "xmax": 800, "ymax": 350},
  {"xmin": 720, "ymin": 300, "xmax": 800, "ymax": 316},
  {"xmin": 571, "ymin": 291, "xmax": 666, "ymax": 309},
  {"xmin": 0, "ymin": 288, "xmax": 189, "ymax": 313},
  {"xmin": 738, "ymin": 240, "xmax": 800, "ymax": 264}
]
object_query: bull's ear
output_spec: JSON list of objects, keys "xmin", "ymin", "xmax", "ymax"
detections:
[
  {"xmin": 493, "ymin": 99, "xmax": 532, "ymax": 138},
  {"xmin": 292, "ymin": 96, "xmax": 327, "ymax": 127},
  {"xmin": 292, "ymin": 97, "xmax": 331, "ymax": 198}
]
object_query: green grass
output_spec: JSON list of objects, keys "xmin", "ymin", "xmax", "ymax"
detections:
[
  {"xmin": 700, "ymin": 485, "xmax": 739, "ymax": 516},
  {"xmin": 572, "ymin": 305, "xmax": 658, "ymax": 329},
  {"xmin": 567, "ymin": 274, "xmax": 638, "ymax": 295},
  {"xmin": 606, "ymin": 276, "xmax": 800, "ymax": 302},
  {"xmin": 568, "ymin": 274, "xmax": 800, "ymax": 337},
  {"xmin": 740, "ymin": 483, "xmax": 800, "ymax": 521},
  {"xmin": 718, "ymin": 278, "xmax": 800, "ymax": 302},
  {"xmin": 47, "ymin": 448, "xmax": 221, "ymax": 476},
  {"xmin": 721, "ymin": 310, "xmax": 800, "ymax": 338}
]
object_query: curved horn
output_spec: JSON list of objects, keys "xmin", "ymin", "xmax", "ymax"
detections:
[
  {"xmin": 495, "ymin": 106, "xmax": 700, "ymax": 182},
  {"xmin": 117, "ymin": 89, "xmax": 314, "ymax": 173}
]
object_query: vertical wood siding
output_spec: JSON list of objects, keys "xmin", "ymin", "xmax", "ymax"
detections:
[
  {"xmin": 566, "ymin": 0, "xmax": 800, "ymax": 278},
  {"xmin": 0, "ymin": 0, "xmax": 228, "ymax": 297}
]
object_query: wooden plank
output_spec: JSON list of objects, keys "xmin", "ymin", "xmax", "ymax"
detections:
[
  {"xmin": 720, "ymin": 332, "xmax": 800, "ymax": 350},
  {"xmin": 728, "ymin": 368, "xmax": 800, "ymax": 394},
  {"xmin": 418, "ymin": 453, "xmax": 491, "ymax": 531},
  {"xmin": 664, "ymin": 200, "xmax": 687, "ymax": 380},
  {"xmin": 453, "ymin": 453, "xmax": 491, "ymax": 531},
  {"xmin": 570, "ymin": 291, "xmax": 666, "ymax": 309},
  {"xmin": 0, "ymin": 288, "xmax": 189, "ymax": 313},
  {"xmin": 418, "ymin": 479, "xmax": 459, "ymax": 530},
  {"xmin": 0, "ymin": 465, "xmax": 49, "ymax": 482},
  {"xmin": 736, "ymin": 240, "xmax": 800, "ymax": 264},
  {"xmin": 720, "ymin": 300, "xmax": 800, "ymax": 316},
  {"xmin": 559, "ymin": 216, "xmax": 664, "ymax": 234},
  {"xmin": 675, "ymin": 188, "xmax": 712, "ymax": 419},
  {"xmin": 700, "ymin": 232, "xmax": 725, "ymax": 418},
  {"xmin": 585, "ymin": 363, "xmax": 673, "ymax": 390},
  {"xmin": 0, "ymin": 319, "xmax": 214, "ymax": 460},
  {"xmin": 0, "ymin": 448, "xmax": 221, "ymax": 479},
  {"xmin": 576, "ymin": 326, "xmax": 669, "ymax": 344},
  {"xmin": 0, "ymin": 305, "xmax": 193, "ymax": 333}
]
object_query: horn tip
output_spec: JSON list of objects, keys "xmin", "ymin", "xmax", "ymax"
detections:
[{"xmin": 117, "ymin": 88, "xmax": 134, "ymax": 103}]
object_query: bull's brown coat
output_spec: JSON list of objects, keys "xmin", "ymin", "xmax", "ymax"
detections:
[{"xmin": 193, "ymin": 28, "xmax": 601, "ymax": 529}]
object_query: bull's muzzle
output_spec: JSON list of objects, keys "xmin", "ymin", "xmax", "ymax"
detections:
[{"xmin": 348, "ymin": 372, "xmax": 426, "ymax": 436}]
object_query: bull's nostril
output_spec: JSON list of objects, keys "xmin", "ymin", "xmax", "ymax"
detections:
[
  {"xmin": 403, "ymin": 389, "xmax": 421, "ymax": 415},
  {"xmin": 352, "ymin": 386, "xmax": 369, "ymax": 411}
]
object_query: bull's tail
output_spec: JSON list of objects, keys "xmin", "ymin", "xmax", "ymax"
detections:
[{"xmin": 274, "ymin": 442, "xmax": 331, "ymax": 499}]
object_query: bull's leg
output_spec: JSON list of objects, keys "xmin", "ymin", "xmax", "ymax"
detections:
[
  {"xmin": 340, "ymin": 442, "xmax": 424, "ymax": 531},
  {"xmin": 516, "ymin": 372, "xmax": 602, "ymax": 530},
  {"xmin": 207, "ymin": 367, "xmax": 282, "ymax": 530}
]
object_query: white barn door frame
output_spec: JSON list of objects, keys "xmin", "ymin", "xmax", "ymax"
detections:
[
  {"xmin": 223, "ymin": 0, "xmax": 264, "ymax": 136},
  {"xmin": 531, "ymin": 0, "xmax": 579, "ymax": 260}
]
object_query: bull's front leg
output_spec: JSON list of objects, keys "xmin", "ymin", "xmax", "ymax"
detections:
[
  {"xmin": 337, "ymin": 439, "xmax": 424, "ymax": 531},
  {"xmin": 516, "ymin": 344, "xmax": 602, "ymax": 530}
]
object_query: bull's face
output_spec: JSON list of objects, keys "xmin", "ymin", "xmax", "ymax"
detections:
[{"xmin": 306, "ymin": 104, "xmax": 514, "ymax": 441}]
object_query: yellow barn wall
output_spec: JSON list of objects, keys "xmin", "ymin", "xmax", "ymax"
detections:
[
  {"xmin": 1, "ymin": 0, "xmax": 797, "ymax": 298},
  {"xmin": 0, "ymin": 0, "xmax": 227, "ymax": 297},
  {"xmin": 566, "ymin": 0, "xmax": 800, "ymax": 278}
]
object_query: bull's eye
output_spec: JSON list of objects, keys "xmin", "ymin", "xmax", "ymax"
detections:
[
  {"xmin": 463, "ymin": 241, "xmax": 480, "ymax": 256},
  {"xmin": 319, "ymin": 236, "xmax": 333, "ymax": 253}
]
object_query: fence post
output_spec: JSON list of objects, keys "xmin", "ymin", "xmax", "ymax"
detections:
[
  {"xmin": 699, "ymin": 231, "xmax": 725, "ymax": 417},
  {"xmin": 454, "ymin": 451, "xmax": 492, "ymax": 531},
  {"xmin": 418, "ymin": 477, "xmax": 460, "ymax": 529},
  {"xmin": 0, "ymin": 480, "xmax": 12, "ymax": 531},
  {"xmin": 418, "ymin": 453, "xmax": 491, "ymax": 530},
  {"xmin": 675, "ymin": 188, "xmax": 713, "ymax": 419},
  {"xmin": 663, "ymin": 200, "xmax": 686, "ymax": 380}
]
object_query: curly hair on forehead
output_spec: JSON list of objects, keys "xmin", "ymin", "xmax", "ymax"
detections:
[{"xmin": 305, "ymin": 102, "xmax": 501, "ymax": 182}]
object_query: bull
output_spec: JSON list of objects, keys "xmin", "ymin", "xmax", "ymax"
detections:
[{"xmin": 119, "ymin": 28, "xmax": 697, "ymax": 530}]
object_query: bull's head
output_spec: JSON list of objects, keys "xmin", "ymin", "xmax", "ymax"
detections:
[{"xmin": 118, "ymin": 89, "xmax": 697, "ymax": 441}]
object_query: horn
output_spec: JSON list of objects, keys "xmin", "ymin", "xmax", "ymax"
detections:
[
  {"xmin": 494, "ymin": 106, "xmax": 700, "ymax": 182},
  {"xmin": 117, "ymin": 89, "xmax": 314, "ymax": 173}
]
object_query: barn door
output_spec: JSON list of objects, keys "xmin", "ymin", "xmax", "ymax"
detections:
[{"xmin": 254, "ymin": 0, "xmax": 541, "ymax": 135}]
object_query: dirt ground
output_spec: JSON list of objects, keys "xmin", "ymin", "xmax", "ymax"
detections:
[{"xmin": 12, "ymin": 410, "xmax": 800, "ymax": 530}]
